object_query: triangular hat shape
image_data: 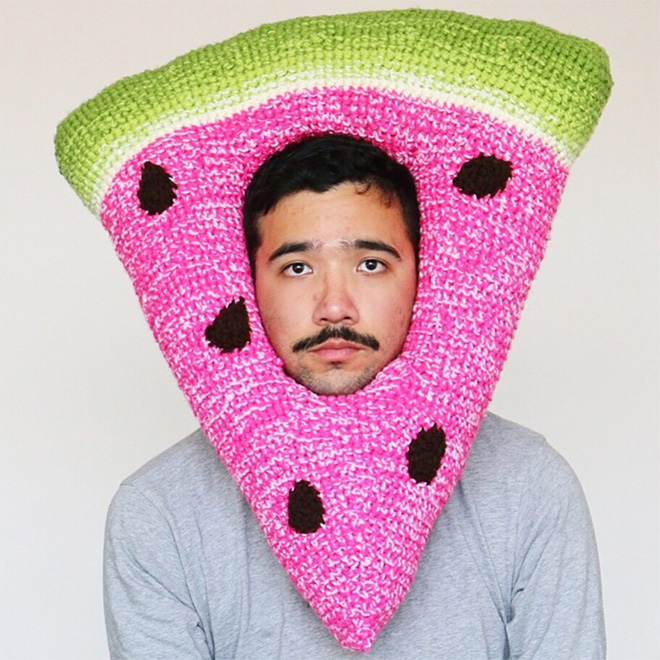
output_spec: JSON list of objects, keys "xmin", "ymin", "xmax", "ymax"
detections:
[{"xmin": 55, "ymin": 9, "xmax": 611, "ymax": 651}]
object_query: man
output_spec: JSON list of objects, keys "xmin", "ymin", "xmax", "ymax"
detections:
[
  {"xmin": 102, "ymin": 135, "xmax": 604, "ymax": 658},
  {"xmin": 55, "ymin": 9, "xmax": 611, "ymax": 658}
]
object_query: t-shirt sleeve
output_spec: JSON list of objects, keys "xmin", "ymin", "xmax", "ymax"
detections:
[
  {"xmin": 103, "ymin": 483, "xmax": 213, "ymax": 660},
  {"xmin": 506, "ymin": 445, "xmax": 605, "ymax": 660}
]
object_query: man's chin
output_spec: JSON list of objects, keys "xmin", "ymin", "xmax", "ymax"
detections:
[{"xmin": 286, "ymin": 365, "xmax": 378, "ymax": 396}]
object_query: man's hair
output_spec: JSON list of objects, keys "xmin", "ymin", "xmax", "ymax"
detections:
[{"xmin": 242, "ymin": 134, "xmax": 420, "ymax": 271}]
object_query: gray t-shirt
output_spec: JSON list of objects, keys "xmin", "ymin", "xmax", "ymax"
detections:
[{"xmin": 104, "ymin": 412, "xmax": 605, "ymax": 659}]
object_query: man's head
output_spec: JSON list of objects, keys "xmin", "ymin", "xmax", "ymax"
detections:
[{"xmin": 243, "ymin": 134, "xmax": 420, "ymax": 395}]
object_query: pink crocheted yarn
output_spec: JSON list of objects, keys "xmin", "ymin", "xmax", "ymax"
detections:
[{"xmin": 100, "ymin": 87, "xmax": 567, "ymax": 650}]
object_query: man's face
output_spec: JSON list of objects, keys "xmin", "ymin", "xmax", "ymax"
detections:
[{"xmin": 253, "ymin": 181, "xmax": 418, "ymax": 395}]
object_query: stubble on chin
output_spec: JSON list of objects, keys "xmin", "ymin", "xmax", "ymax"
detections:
[{"xmin": 287, "ymin": 363, "xmax": 379, "ymax": 396}]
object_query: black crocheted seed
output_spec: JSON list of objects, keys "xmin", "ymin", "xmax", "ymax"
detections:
[
  {"xmin": 137, "ymin": 161, "xmax": 178, "ymax": 215},
  {"xmin": 205, "ymin": 298, "xmax": 251, "ymax": 352},
  {"xmin": 453, "ymin": 154, "xmax": 512, "ymax": 199},
  {"xmin": 406, "ymin": 425, "xmax": 446, "ymax": 484},
  {"xmin": 288, "ymin": 480, "xmax": 325, "ymax": 534}
]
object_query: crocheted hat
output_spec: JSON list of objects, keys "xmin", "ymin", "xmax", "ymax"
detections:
[{"xmin": 55, "ymin": 9, "xmax": 611, "ymax": 651}]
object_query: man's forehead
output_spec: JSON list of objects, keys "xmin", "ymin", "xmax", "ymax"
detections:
[
  {"xmin": 263, "ymin": 181, "xmax": 399, "ymax": 211},
  {"xmin": 258, "ymin": 182, "xmax": 405, "ymax": 227}
]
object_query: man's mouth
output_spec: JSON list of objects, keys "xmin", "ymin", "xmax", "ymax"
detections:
[{"xmin": 309, "ymin": 339, "xmax": 364, "ymax": 362}]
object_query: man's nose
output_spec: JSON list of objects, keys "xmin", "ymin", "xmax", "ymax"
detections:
[{"xmin": 313, "ymin": 274, "xmax": 359, "ymax": 326}]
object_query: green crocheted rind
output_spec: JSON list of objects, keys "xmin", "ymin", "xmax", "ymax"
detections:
[{"xmin": 55, "ymin": 8, "xmax": 612, "ymax": 214}]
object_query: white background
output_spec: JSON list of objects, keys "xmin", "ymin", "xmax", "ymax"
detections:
[{"xmin": 1, "ymin": 1, "xmax": 658, "ymax": 658}]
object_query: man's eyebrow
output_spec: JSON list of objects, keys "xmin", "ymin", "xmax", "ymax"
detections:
[
  {"xmin": 350, "ymin": 239, "xmax": 401, "ymax": 260},
  {"xmin": 268, "ymin": 241, "xmax": 315, "ymax": 263}
]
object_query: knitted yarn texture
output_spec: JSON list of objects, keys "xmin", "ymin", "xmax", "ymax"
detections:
[{"xmin": 55, "ymin": 9, "xmax": 612, "ymax": 651}]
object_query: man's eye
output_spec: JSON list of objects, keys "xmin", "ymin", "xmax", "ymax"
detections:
[
  {"xmin": 283, "ymin": 262, "xmax": 312, "ymax": 277},
  {"xmin": 358, "ymin": 259, "xmax": 386, "ymax": 273}
]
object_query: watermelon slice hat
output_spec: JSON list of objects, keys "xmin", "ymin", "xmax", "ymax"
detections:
[{"xmin": 55, "ymin": 9, "xmax": 612, "ymax": 652}]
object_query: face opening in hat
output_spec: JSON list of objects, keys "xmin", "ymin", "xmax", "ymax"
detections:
[{"xmin": 242, "ymin": 134, "xmax": 420, "ymax": 395}]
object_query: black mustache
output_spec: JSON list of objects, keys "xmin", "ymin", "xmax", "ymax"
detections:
[{"xmin": 292, "ymin": 326, "xmax": 380, "ymax": 353}]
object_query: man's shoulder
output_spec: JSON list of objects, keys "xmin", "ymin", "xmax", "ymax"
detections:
[
  {"xmin": 473, "ymin": 411, "xmax": 566, "ymax": 467},
  {"xmin": 463, "ymin": 410, "xmax": 582, "ymax": 506},
  {"xmin": 115, "ymin": 429, "xmax": 237, "ymax": 514},
  {"xmin": 476, "ymin": 410, "xmax": 545, "ymax": 449},
  {"xmin": 123, "ymin": 428, "xmax": 217, "ymax": 485}
]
